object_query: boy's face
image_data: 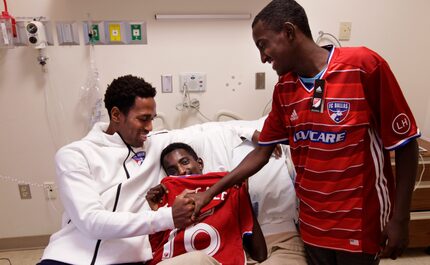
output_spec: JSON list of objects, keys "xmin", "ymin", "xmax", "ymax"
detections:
[
  {"xmin": 162, "ymin": 149, "xmax": 204, "ymax": 176},
  {"xmin": 252, "ymin": 20, "xmax": 296, "ymax": 76}
]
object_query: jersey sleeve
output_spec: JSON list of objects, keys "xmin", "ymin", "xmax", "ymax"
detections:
[
  {"xmin": 149, "ymin": 230, "xmax": 167, "ymax": 256},
  {"xmin": 363, "ymin": 51, "xmax": 420, "ymax": 150},
  {"xmin": 259, "ymin": 85, "xmax": 290, "ymax": 145},
  {"xmin": 237, "ymin": 184, "xmax": 255, "ymax": 236}
]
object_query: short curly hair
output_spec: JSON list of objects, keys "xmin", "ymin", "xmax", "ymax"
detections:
[
  {"xmin": 160, "ymin": 142, "xmax": 199, "ymax": 172},
  {"xmin": 252, "ymin": 0, "xmax": 313, "ymax": 39},
  {"xmin": 104, "ymin": 75, "xmax": 157, "ymax": 119}
]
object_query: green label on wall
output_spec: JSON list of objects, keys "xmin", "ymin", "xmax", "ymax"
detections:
[
  {"xmin": 91, "ymin": 24, "xmax": 100, "ymax": 41},
  {"xmin": 131, "ymin": 24, "xmax": 142, "ymax": 40}
]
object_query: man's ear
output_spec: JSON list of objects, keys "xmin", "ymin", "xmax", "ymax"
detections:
[
  {"xmin": 110, "ymin": 107, "xmax": 121, "ymax": 123},
  {"xmin": 283, "ymin": 22, "xmax": 296, "ymax": 40},
  {"xmin": 197, "ymin": 157, "xmax": 204, "ymax": 171}
]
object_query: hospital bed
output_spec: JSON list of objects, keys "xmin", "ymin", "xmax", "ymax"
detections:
[{"xmin": 155, "ymin": 116, "xmax": 299, "ymax": 237}]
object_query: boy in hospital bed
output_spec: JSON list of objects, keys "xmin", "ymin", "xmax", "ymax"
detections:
[
  {"xmin": 151, "ymin": 119, "xmax": 306, "ymax": 264},
  {"xmin": 146, "ymin": 142, "xmax": 267, "ymax": 265}
]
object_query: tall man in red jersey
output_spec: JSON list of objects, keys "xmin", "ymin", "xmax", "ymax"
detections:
[{"xmin": 189, "ymin": 1, "xmax": 420, "ymax": 264}]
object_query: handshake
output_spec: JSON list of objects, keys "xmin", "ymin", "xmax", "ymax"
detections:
[{"xmin": 146, "ymin": 184, "xmax": 211, "ymax": 228}]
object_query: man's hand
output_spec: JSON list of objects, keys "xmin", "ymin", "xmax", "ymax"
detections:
[
  {"xmin": 251, "ymin": 130, "xmax": 281, "ymax": 158},
  {"xmin": 379, "ymin": 218, "xmax": 409, "ymax": 259},
  {"xmin": 172, "ymin": 189, "xmax": 196, "ymax": 228},
  {"xmin": 186, "ymin": 190, "xmax": 213, "ymax": 222},
  {"xmin": 251, "ymin": 130, "xmax": 260, "ymax": 144},
  {"xmin": 380, "ymin": 139, "xmax": 418, "ymax": 259},
  {"xmin": 146, "ymin": 184, "xmax": 168, "ymax": 210},
  {"xmin": 272, "ymin": 144, "xmax": 282, "ymax": 158}
]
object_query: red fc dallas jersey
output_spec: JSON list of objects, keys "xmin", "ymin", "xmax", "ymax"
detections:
[
  {"xmin": 148, "ymin": 172, "xmax": 254, "ymax": 265},
  {"xmin": 259, "ymin": 46, "xmax": 420, "ymax": 254}
]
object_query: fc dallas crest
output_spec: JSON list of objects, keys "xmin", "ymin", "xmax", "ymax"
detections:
[{"xmin": 327, "ymin": 101, "xmax": 350, "ymax": 123}]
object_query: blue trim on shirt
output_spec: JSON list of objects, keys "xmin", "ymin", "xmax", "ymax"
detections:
[
  {"xmin": 386, "ymin": 133, "xmax": 421, "ymax": 151},
  {"xmin": 258, "ymin": 139, "xmax": 289, "ymax": 146}
]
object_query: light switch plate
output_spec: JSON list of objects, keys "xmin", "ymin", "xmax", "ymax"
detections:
[
  {"xmin": 18, "ymin": 184, "xmax": 32, "ymax": 200},
  {"xmin": 161, "ymin": 74, "xmax": 173, "ymax": 93},
  {"xmin": 256, "ymin": 72, "xmax": 265, "ymax": 89}
]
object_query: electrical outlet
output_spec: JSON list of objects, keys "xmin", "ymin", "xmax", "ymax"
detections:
[
  {"xmin": 179, "ymin": 73, "xmax": 206, "ymax": 92},
  {"xmin": 18, "ymin": 184, "xmax": 32, "ymax": 199},
  {"xmin": 43, "ymin": 182, "xmax": 57, "ymax": 200}
]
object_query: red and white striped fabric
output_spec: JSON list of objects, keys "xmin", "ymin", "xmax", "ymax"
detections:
[
  {"xmin": 259, "ymin": 46, "xmax": 420, "ymax": 254},
  {"xmin": 148, "ymin": 172, "xmax": 254, "ymax": 265}
]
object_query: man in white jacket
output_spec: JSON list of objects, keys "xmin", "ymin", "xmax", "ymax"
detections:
[{"xmin": 39, "ymin": 75, "xmax": 219, "ymax": 265}]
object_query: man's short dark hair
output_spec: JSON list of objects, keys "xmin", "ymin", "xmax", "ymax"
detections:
[
  {"xmin": 252, "ymin": 0, "xmax": 313, "ymax": 39},
  {"xmin": 104, "ymin": 75, "xmax": 157, "ymax": 119},
  {"xmin": 160, "ymin": 142, "xmax": 199, "ymax": 172}
]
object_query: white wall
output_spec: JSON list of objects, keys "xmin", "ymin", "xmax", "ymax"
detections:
[{"xmin": 0, "ymin": 0, "xmax": 429, "ymax": 238}]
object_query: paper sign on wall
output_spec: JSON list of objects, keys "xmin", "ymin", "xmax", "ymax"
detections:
[
  {"xmin": 131, "ymin": 24, "xmax": 141, "ymax": 41},
  {"xmin": 109, "ymin": 24, "xmax": 121, "ymax": 41}
]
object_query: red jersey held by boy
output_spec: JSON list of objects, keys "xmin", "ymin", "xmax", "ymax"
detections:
[
  {"xmin": 259, "ymin": 46, "xmax": 420, "ymax": 254},
  {"xmin": 148, "ymin": 172, "xmax": 254, "ymax": 265}
]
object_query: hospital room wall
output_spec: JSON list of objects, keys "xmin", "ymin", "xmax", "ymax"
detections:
[{"xmin": 0, "ymin": 0, "xmax": 429, "ymax": 240}]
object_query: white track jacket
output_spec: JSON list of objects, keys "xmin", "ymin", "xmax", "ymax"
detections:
[{"xmin": 41, "ymin": 122, "xmax": 254, "ymax": 264}]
